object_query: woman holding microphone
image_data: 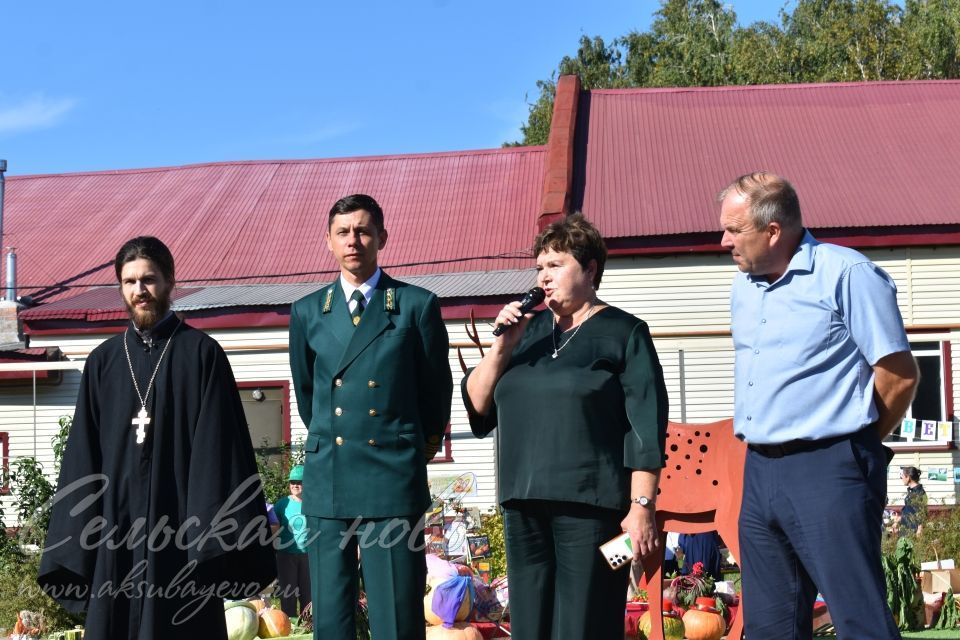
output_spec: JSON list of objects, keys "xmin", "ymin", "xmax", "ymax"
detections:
[{"xmin": 463, "ymin": 214, "xmax": 668, "ymax": 639}]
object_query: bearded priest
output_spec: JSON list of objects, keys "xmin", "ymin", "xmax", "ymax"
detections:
[{"xmin": 38, "ymin": 236, "xmax": 276, "ymax": 640}]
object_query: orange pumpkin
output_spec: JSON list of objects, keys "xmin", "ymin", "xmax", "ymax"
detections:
[
  {"xmin": 425, "ymin": 622, "xmax": 483, "ymax": 640},
  {"xmin": 258, "ymin": 607, "xmax": 292, "ymax": 638},
  {"xmin": 682, "ymin": 605, "xmax": 725, "ymax": 640},
  {"xmin": 247, "ymin": 596, "xmax": 269, "ymax": 614}
]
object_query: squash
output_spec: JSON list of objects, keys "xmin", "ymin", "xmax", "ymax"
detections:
[
  {"xmin": 682, "ymin": 605, "xmax": 725, "ymax": 640},
  {"xmin": 637, "ymin": 609, "xmax": 685, "ymax": 640},
  {"xmin": 224, "ymin": 600, "xmax": 259, "ymax": 640},
  {"xmin": 258, "ymin": 607, "xmax": 293, "ymax": 637},
  {"xmin": 425, "ymin": 622, "xmax": 484, "ymax": 640}
]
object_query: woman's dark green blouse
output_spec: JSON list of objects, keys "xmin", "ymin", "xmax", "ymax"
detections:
[{"xmin": 462, "ymin": 306, "xmax": 668, "ymax": 511}]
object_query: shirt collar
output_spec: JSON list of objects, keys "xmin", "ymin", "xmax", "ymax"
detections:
[
  {"xmin": 340, "ymin": 268, "xmax": 381, "ymax": 305},
  {"xmin": 132, "ymin": 310, "xmax": 178, "ymax": 346},
  {"xmin": 746, "ymin": 229, "xmax": 818, "ymax": 286}
]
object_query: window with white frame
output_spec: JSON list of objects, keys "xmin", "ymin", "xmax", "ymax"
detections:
[
  {"xmin": 886, "ymin": 340, "xmax": 954, "ymax": 443},
  {"xmin": 907, "ymin": 341, "xmax": 947, "ymax": 423}
]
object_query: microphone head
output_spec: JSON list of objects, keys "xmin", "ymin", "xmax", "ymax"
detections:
[{"xmin": 524, "ymin": 287, "xmax": 545, "ymax": 306}]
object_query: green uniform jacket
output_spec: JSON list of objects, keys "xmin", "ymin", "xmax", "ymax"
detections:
[{"xmin": 289, "ymin": 272, "xmax": 453, "ymax": 518}]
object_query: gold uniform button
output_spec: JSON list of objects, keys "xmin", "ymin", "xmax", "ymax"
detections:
[
  {"xmin": 334, "ymin": 407, "xmax": 343, "ymax": 416},
  {"xmin": 335, "ymin": 436, "xmax": 344, "ymax": 446},
  {"xmin": 368, "ymin": 439, "xmax": 377, "ymax": 446},
  {"xmin": 334, "ymin": 379, "xmax": 343, "ymax": 387},
  {"xmin": 368, "ymin": 409, "xmax": 378, "ymax": 417},
  {"xmin": 368, "ymin": 380, "xmax": 377, "ymax": 388}
]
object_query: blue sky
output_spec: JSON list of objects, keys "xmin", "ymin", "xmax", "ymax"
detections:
[{"xmin": 1, "ymin": 1, "xmax": 783, "ymax": 176}]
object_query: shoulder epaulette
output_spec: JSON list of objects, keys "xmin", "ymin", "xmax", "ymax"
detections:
[{"xmin": 322, "ymin": 287, "xmax": 334, "ymax": 313}]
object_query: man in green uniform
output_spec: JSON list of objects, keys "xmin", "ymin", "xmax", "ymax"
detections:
[{"xmin": 289, "ymin": 194, "xmax": 453, "ymax": 640}]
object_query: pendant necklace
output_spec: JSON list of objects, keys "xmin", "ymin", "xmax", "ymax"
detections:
[
  {"xmin": 551, "ymin": 305, "xmax": 598, "ymax": 359},
  {"xmin": 123, "ymin": 318, "xmax": 183, "ymax": 444}
]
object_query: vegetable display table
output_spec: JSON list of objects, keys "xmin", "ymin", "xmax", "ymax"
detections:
[{"xmin": 624, "ymin": 602, "xmax": 741, "ymax": 638}]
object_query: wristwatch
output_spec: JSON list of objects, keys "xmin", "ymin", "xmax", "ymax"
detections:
[{"xmin": 631, "ymin": 496, "xmax": 655, "ymax": 508}]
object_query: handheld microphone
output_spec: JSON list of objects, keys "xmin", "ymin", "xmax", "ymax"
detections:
[{"xmin": 492, "ymin": 287, "xmax": 545, "ymax": 336}]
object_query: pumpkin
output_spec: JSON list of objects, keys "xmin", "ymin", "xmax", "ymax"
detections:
[
  {"xmin": 424, "ymin": 576, "xmax": 473, "ymax": 625},
  {"xmin": 425, "ymin": 622, "xmax": 484, "ymax": 640},
  {"xmin": 682, "ymin": 605, "xmax": 725, "ymax": 640},
  {"xmin": 246, "ymin": 596, "xmax": 269, "ymax": 615},
  {"xmin": 258, "ymin": 607, "xmax": 293, "ymax": 638},
  {"xmin": 637, "ymin": 609, "xmax": 685, "ymax": 640},
  {"xmin": 224, "ymin": 600, "xmax": 259, "ymax": 640}
]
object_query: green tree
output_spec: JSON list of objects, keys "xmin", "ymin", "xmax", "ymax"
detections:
[
  {"xmin": 782, "ymin": 0, "xmax": 905, "ymax": 81},
  {"xmin": 731, "ymin": 21, "xmax": 793, "ymax": 84},
  {"xmin": 512, "ymin": 0, "xmax": 960, "ymax": 145},
  {"xmin": 900, "ymin": 0, "xmax": 960, "ymax": 77},
  {"xmin": 511, "ymin": 35, "xmax": 628, "ymax": 146},
  {"xmin": 646, "ymin": 0, "xmax": 738, "ymax": 87}
]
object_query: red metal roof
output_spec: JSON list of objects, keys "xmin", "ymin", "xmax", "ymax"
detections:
[
  {"xmin": 573, "ymin": 81, "xmax": 960, "ymax": 238},
  {"xmin": 5, "ymin": 148, "xmax": 546, "ymax": 303}
]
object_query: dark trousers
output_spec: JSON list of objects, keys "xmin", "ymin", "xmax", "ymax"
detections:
[
  {"xmin": 739, "ymin": 428, "xmax": 901, "ymax": 639},
  {"xmin": 307, "ymin": 514, "xmax": 426, "ymax": 640},
  {"xmin": 277, "ymin": 552, "xmax": 311, "ymax": 617},
  {"xmin": 503, "ymin": 499, "xmax": 628, "ymax": 640}
]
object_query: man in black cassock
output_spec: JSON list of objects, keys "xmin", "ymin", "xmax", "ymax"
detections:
[{"xmin": 38, "ymin": 237, "xmax": 276, "ymax": 640}]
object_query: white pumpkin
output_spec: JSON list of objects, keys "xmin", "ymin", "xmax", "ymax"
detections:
[{"xmin": 224, "ymin": 600, "xmax": 259, "ymax": 640}]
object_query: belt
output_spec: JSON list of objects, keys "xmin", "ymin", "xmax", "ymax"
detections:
[{"xmin": 747, "ymin": 430, "xmax": 861, "ymax": 458}]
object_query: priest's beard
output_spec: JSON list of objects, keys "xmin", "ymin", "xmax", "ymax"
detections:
[{"xmin": 125, "ymin": 289, "xmax": 172, "ymax": 331}]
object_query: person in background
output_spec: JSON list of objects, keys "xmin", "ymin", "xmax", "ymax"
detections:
[
  {"xmin": 664, "ymin": 531, "xmax": 681, "ymax": 576},
  {"xmin": 899, "ymin": 466, "xmax": 927, "ymax": 536},
  {"xmin": 463, "ymin": 213, "xmax": 669, "ymax": 640},
  {"xmin": 274, "ymin": 465, "xmax": 310, "ymax": 617},
  {"xmin": 677, "ymin": 532, "xmax": 723, "ymax": 582}
]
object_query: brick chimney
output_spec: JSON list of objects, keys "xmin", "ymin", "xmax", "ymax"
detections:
[{"xmin": 0, "ymin": 300, "xmax": 24, "ymax": 350}]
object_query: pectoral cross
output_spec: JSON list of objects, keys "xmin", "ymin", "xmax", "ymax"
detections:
[{"xmin": 132, "ymin": 408, "xmax": 151, "ymax": 444}]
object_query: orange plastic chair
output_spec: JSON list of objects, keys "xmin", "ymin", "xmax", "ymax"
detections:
[{"xmin": 637, "ymin": 418, "xmax": 746, "ymax": 640}]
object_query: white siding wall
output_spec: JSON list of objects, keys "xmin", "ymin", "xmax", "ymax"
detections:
[{"xmin": 4, "ymin": 244, "xmax": 960, "ymax": 524}]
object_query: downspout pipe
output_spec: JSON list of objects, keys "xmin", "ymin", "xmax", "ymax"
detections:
[{"xmin": 0, "ymin": 159, "xmax": 6, "ymax": 300}]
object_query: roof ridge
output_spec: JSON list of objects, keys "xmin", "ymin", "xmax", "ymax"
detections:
[
  {"xmin": 8, "ymin": 145, "xmax": 549, "ymax": 180},
  {"xmin": 589, "ymin": 79, "xmax": 960, "ymax": 96}
]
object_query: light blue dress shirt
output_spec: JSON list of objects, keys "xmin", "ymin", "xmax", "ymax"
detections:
[{"xmin": 731, "ymin": 231, "xmax": 910, "ymax": 444}]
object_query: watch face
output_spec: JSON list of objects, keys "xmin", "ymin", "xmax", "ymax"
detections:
[{"xmin": 637, "ymin": 496, "xmax": 650, "ymax": 506}]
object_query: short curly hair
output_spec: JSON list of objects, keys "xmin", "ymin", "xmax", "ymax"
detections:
[{"xmin": 532, "ymin": 213, "xmax": 607, "ymax": 288}]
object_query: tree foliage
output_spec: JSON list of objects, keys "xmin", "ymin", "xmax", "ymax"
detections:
[{"xmin": 511, "ymin": 0, "xmax": 960, "ymax": 145}]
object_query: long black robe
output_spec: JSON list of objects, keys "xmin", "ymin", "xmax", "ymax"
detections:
[{"xmin": 38, "ymin": 314, "xmax": 276, "ymax": 640}]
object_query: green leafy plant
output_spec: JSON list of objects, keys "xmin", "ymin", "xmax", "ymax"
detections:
[
  {"xmin": 53, "ymin": 415, "xmax": 72, "ymax": 473},
  {"xmin": 6, "ymin": 456, "xmax": 56, "ymax": 547},
  {"xmin": 255, "ymin": 438, "xmax": 305, "ymax": 504},
  {"xmin": 882, "ymin": 537, "xmax": 924, "ymax": 631},
  {"xmin": 670, "ymin": 562, "xmax": 716, "ymax": 608},
  {"xmin": 0, "ymin": 551, "xmax": 83, "ymax": 635},
  {"xmin": 478, "ymin": 508, "xmax": 507, "ymax": 579},
  {"xmin": 934, "ymin": 588, "xmax": 959, "ymax": 629},
  {"xmin": 910, "ymin": 506, "xmax": 960, "ymax": 569},
  {"xmin": 0, "ymin": 416, "xmax": 83, "ymax": 633}
]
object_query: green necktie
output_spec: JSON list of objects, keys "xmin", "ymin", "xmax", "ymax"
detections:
[{"xmin": 350, "ymin": 290, "xmax": 365, "ymax": 326}]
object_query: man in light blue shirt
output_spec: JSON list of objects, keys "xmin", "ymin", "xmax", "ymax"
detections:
[{"xmin": 719, "ymin": 172, "xmax": 919, "ymax": 639}]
